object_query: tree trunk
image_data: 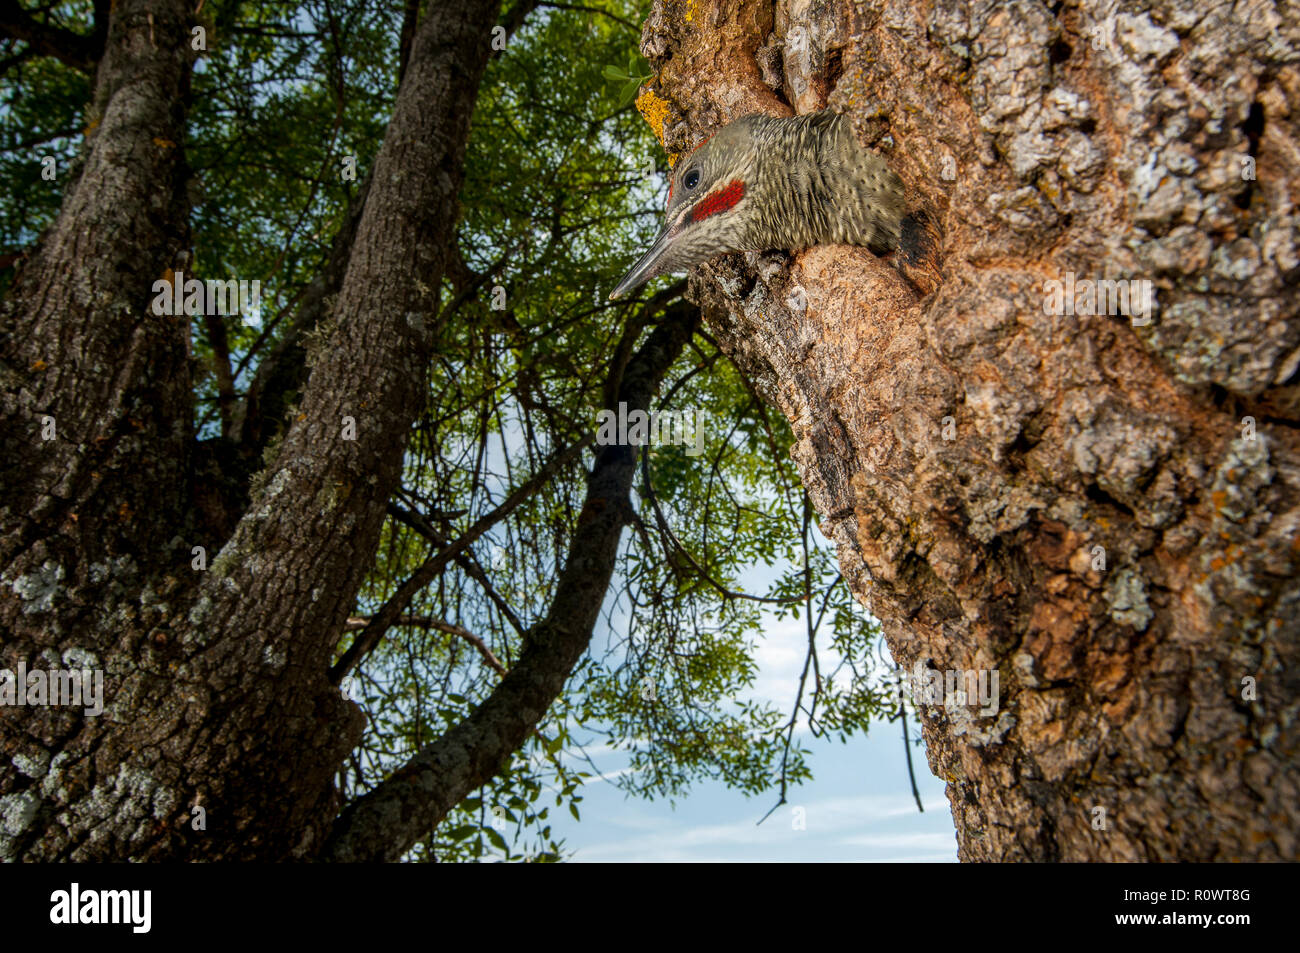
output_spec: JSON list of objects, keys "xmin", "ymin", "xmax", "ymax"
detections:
[
  {"xmin": 0, "ymin": 0, "xmax": 503, "ymax": 860},
  {"xmin": 637, "ymin": 0, "xmax": 1299, "ymax": 860}
]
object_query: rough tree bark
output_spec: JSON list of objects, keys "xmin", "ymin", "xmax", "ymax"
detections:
[
  {"xmin": 0, "ymin": 0, "xmax": 505, "ymax": 860},
  {"xmin": 635, "ymin": 0, "xmax": 1299, "ymax": 860},
  {"xmin": 1, "ymin": 0, "xmax": 699, "ymax": 863}
]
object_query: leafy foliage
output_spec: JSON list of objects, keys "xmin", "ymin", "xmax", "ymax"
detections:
[{"xmin": 602, "ymin": 54, "xmax": 653, "ymax": 107}]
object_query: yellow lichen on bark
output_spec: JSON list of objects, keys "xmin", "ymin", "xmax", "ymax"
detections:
[{"xmin": 634, "ymin": 86, "xmax": 682, "ymax": 166}]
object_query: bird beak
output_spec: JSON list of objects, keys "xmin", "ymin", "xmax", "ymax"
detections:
[{"xmin": 609, "ymin": 220, "xmax": 681, "ymax": 300}]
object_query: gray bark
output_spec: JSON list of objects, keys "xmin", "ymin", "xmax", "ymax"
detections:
[
  {"xmin": 0, "ymin": 0, "xmax": 505, "ymax": 861},
  {"xmin": 638, "ymin": 0, "xmax": 1299, "ymax": 860}
]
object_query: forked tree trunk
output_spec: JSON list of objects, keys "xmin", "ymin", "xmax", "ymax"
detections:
[
  {"xmin": 636, "ymin": 0, "xmax": 1299, "ymax": 860},
  {"xmin": 0, "ymin": 0, "xmax": 504, "ymax": 860}
]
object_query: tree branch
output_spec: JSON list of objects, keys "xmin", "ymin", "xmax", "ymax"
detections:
[
  {"xmin": 322, "ymin": 302, "xmax": 701, "ymax": 861},
  {"xmin": 538, "ymin": 2, "xmax": 640, "ymax": 32},
  {"xmin": 396, "ymin": 0, "xmax": 419, "ymax": 82},
  {"xmin": 236, "ymin": 170, "xmax": 372, "ymax": 460},
  {"xmin": 497, "ymin": 0, "xmax": 541, "ymax": 55},
  {"xmin": 386, "ymin": 500, "xmax": 529, "ymax": 639},
  {"xmin": 203, "ymin": 312, "xmax": 236, "ymax": 439},
  {"xmin": 162, "ymin": 0, "xmax": 508, "ymax": 860},
  {"xmin": 0, "ymin": 0, "xmax": 103, "ymax": 72},
  {"xmin": 344, "ymin": 615, "xmax": 507, "ymax": 677},
  {"xmin": 328, "ymin": 435, "xmax": 593, "ymax": 684},
  {"xmin": 639, "ymin": 435, "xmax": 805, "ymax": 606}
]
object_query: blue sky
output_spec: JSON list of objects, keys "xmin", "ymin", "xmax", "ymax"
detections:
[
  {"xmin": 472, "ymin": 428, "xmax": 962, "ymax": 862},
  {"xmin": 552, "ymin": 727, "xmax": 957, "ymax": 862},
  {"xmin": 544, "ymin": 605, "xmax": 960, "ymax": 862}
]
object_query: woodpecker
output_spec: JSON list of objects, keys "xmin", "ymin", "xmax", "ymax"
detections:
[{"xmin": 611, "ymin": 110, "xmax": 928, "ymax": 301}]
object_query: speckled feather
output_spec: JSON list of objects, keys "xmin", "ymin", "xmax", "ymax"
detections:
[
  {"xmin": 612, "ymin": 111, "xmax": 909, "ymax": 298},
  {"xmin": 734, "ymin": 112, "xmax": 905, "ymax": 253}
]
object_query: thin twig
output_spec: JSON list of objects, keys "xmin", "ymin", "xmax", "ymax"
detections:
[
  {"xmin": 330, "ymin": 435, "xmax": 592, "ymax": 682},
  {"xmin": 900, "ymin": 698, "xmax": 924, "ymax": 813},
  {"xmin": 640, "ymin": 451, "xmax": 804, "ymax": 606},
  {"xmin": 344, "ymin": 615, "xmax": 507, "ymax": 677},
  {"xmin": 537, "ymin": 2, "xmax": 640, "ymax": 31}
]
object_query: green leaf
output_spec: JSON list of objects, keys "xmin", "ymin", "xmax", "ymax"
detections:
[
  {"xmin": 619, "ymin": 79, "xmax": 641, "ymax": 107},
  {"xmin": 446, "ymin": 824, "xmax": 477, "ymax": 842},
  {"xmin": 568, "ymin": 801, "xmax": 581, "ymax": 821},
  {"xmin": 603, "ymin": 65, "xmax": 628, "ymax": 82},
  {"xmin": 486, "ymin": 827, "xmax": 509, "ymax": 852}
]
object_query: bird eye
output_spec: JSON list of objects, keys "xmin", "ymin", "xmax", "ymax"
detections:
[{"xmin": 684, "ymin": 169, "xmax": 700, "ymax": 189}]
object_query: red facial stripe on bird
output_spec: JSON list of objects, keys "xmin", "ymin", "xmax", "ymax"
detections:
[
  {"xmin": 690, "ymin": 179, "xmax": 745, "ymax": 222},
  {"xmin": 666, "ymin": 181, "xmax": 673, "ymax": 213}
]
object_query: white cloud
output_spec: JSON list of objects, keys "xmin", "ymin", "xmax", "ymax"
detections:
[{"xmin": 570, "ymin": 792, "xmax": 956, "ymax": 863}]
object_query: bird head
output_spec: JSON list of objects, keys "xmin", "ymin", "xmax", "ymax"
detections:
[
  {"xmin": 609, "ymin": 112, "xmax": 908, "ymax": 299},
  {"xmin": 609, "ymin": 119, "xmax": 760, "ymax": 300}
]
